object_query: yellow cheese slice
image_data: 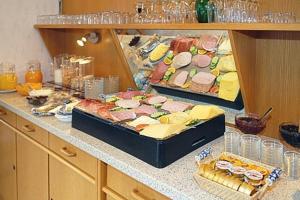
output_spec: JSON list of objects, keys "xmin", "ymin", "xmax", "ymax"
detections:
[
  {"xmin": 218, "ymin": 72, "xmax": 240, "ymax": 101},
  {"xmin": 189, "ymin": 105, "xmax": 224, "ymax": 120},
  {"xmin": 140, "ymin": 124, "xmax": 186, "ymax": 139},
  {"xmin": 149, "ymin": 44, "xmax": 169, "ymax": 62},
  {"xmin": 127, "ymin": 116, "xmax": 159, "ymax": 128},
  {"xmin": 161, "ymin": 112, "xmax": 191, "ymax": 125},
  {"xmin": 216, "ymin": 55, "xmax": 236, "ymax": 72}
]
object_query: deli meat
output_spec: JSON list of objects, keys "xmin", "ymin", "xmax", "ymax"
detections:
[
  {"xmin": 115, "ymin": 99, "xmax": 140, "ymax": 109},
  {"xmin": 117, "ymin": 91, "xmax": 144, "ymax": 99},
  {"xmin": 190, "ymin": 72, "xmax": 216, "ymax": 92},
  {"xmin": 172, "ymin": 71, "xmax": 189, "ymax": 87},
  {"xmin": 200, "ymin": 35, "xmax": 218, "ymax": 51},
  {"xmin": 170, "ymin": 37, "xmax": 194, "ymax": 53},
  {"xmin": 110, "ymin": 110, "xmax": 137, "ymax": 122},
  {"xmin": 150, "ymin": 62, "xmax": 169, "ymax": 84},
  {"xmin": 192, "ymin": 55, "xmax": 212, "ymax": 68},
  {"xmin": 134, "ymin": 105, "xmax": 157, "ymax": 115},
  {"xmin": 161, "ymin": 101, "xmax": 193, "ymax": 113},
  {"xmin": 145, "ymin": 95, "xmax": 167, "ymax": 105}
]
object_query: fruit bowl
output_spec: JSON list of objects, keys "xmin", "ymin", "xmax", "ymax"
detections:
[{"xmin": 235, "ymin": 113, "xmax": 266, "ymax": 134}]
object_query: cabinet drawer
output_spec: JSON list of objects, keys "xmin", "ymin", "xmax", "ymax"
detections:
[
  {"xmin": 16, "ymin": 116, "xmax": 48, "ymax": 146},
  {"xmin": 106, "ymin": 165, "xmax": 169, "ymax": 200},
  {"xmin": 0, "ymin": 106, "xmax": 16, "ymax": 126},
  {"xmin": 49, "ymin": 134, "xmax": 97, "ymax": 178}
]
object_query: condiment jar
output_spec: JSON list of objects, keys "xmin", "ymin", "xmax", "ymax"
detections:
[
  {"xmin": 25, "ymin": 60, "xmax": 43, "ymax": 83},
  {"xmin": 0, "ymin": 62, "xmax": 18, "ymax": 90}
]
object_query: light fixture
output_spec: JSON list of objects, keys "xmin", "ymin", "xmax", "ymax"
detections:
[{"xmin": 76, "ymin": 32, "xmax": 100, "ymax": 47}]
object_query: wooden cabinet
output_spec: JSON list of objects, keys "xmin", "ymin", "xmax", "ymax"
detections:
[
  {"xmin": 49, "ymin": 135, "xmax": 98, "ymax": 200},
  {"xmin": 0, "ymin": 120, "xmax": 17, "ymax": 200},
  {"xmin": 17, "ymin": 135, "xmax": 48, "ymax": 200},
  {"xmin": 104, "ymin": 165, "xmax": 169, "ymax": 200},
  {"xmin": 49, "ymin": 156, "xmax": 97, "ymax": 200}
]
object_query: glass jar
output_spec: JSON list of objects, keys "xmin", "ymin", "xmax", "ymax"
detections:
[
  {"xmin": 0, "ymin": 62, "xmax": 17, "ymax": 90},
  {"xmin": 25, "ymin": 60, "xmax": 43, "ymax": 83}
]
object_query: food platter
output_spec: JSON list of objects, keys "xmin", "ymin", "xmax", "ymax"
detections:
[{"xmin": 194, "ymin": 152, "xmax": 280, "ymax": 200}]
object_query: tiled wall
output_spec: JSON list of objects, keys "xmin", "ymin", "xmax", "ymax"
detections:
[{"xmin": 0, "ymin": 0, "xmax": 58, "ymax": 82}]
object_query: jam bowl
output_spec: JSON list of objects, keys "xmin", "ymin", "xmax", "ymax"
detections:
[{"xmin": 235, "ymin": 113, "xmax": 266, "ymax": 134}]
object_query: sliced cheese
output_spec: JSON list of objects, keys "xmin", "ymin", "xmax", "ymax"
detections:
[
  {"xmin": 149, "ymin": 44, "xmax": 169, "ymax": 62},
  {"xmin": 216, "ymin": 55, "xmax": 236, "ymax": 72},
  {"xmin": 161, "ymin": 112, "xmax": 191, "ymax": 125},
  {"xmin": 189, "ymin": 105, "xmax": 224, "ymax": 120},
  {"xmin": 127, "ymin": 116, "xmax": 159, "ymax": 128},
  {"xmin": 140, "ymin": 124, "xmax": 186, "ymax": 139},
  {"xmin": 218, "ymin": 72, "xmax": 240, "ymax": 101},
  {"xmin": 217, "ymin": 38, "xmax": 232, "ymax": 54}
]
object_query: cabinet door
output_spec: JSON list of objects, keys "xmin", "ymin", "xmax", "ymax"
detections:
[
  {"xmin": 49, "ymin": 156, "xmax": 97, "ymax": 200},
  {"xmin": 17, "ymin": 135, "xmax": 48, "ymax": 200},
  {"xmin": 0, "ymin": 120, "xmax": 17, "ymax": 200}
]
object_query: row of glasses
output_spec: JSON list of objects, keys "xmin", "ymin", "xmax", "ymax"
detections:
[
  {"xmin": 224, "ymin": 131, "xmax": 300, "ymax": 179},
  {"xmin": 213, "ymin": 0, "xmax": 259, "ymax": 23},
  {"xmin": 261, "ymin": 12, "xmax": 296, "ymax": 23},
  {"xmin": 37, "ymin": 12, "xmax": 133, "ymax": 25}
]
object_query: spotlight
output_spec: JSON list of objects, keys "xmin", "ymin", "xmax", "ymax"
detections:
[{"xmin": 76, "ymin": 32, "xmax": 100, "ymax": 47}]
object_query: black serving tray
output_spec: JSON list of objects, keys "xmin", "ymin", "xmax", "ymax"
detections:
[
  {"xmin": 72, "ymin": 108, "xmax": 225, "ymax": 168},
  {"xmin": 151, "ymin": 83, "xmax": 244, "ymax": 110}
]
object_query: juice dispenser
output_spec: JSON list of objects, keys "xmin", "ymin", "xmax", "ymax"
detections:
[{"xmin": 25, "ymin": 60, "xmax": 43, "ymax": 83}]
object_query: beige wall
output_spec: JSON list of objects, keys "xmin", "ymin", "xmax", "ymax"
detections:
[{"xmin": 0, "ymin": 0, "xmax": 58, "ymax": 82}]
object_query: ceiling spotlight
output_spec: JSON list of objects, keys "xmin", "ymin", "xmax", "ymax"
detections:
[{"xmin": 76, "ymin": 32, "xmax": 100, "ymax": 47}]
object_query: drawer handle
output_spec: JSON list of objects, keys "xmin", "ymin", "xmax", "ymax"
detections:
[
  {"xmin": 22, "ymin": 125, "xmax": 35, "ymax": 132},
  {"xmin": 0, "ymin": 110, "xmax": 7, "ymax": 116},
  {"xmin": 131, "ymin": 189, "xmax": 151, "ymax": 200},
  {"xmin": 102, "ymin": 186, "xmax": 126, "ymax": 200},
  {"xmin": 60, "ymin": 147, "xmax": 77, "ymax": 157}
]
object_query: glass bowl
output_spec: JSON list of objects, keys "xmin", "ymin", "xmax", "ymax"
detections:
[{"xmin": 235, "ymin": 113, "xmax": 266, "ymax": 134}]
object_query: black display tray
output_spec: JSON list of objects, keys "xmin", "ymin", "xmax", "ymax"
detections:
[
  {"xmin": 151, "ymin": 83, "xmax": 244, "ymax": 110},
  {"xmin": 72, "ymin": 108, "xmax": 225, "ymax": 168}
]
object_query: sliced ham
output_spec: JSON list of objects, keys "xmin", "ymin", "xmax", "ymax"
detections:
[
  {"xmin": 201, "ymin": 35, "xmax": 218, "ymax": 51},
  {"xmin": 110, "ymin": 110, "xmax": 136, "ymax": 122},
  {"xmin": 117, "ymin": 91, "xmax": 144, "ymax": 99},
  {"xmin": 172, "ymin": 52, "xmax": 192, "ymax": 69},
  {"xmin": 192, "ymin": 55, "xmax": 212, "ymax": 68},
  {"xmin": 134, "ymin": 105, "xmax": 157, "ymax": 115},
  {"xmin": 145, "ymin": 95, "xmax": 167, "ymax": 105},
  {"xmin": 115, "ymin": 99, "xmax": 140, "ymax": 109},
  {"xmin": 150, "ymin": 62, "xmax": 169, "ymax": 84},
  {"xmin": 191, "ymin": 72, "xmax": 216, "ymax": 93},
  {"xmin": 173, "ymin": 71, "xmax": 189, "ymax": 87},
  {"xmin": 161, "ymin": 101, "xmax": 193, "ymax": 113}
]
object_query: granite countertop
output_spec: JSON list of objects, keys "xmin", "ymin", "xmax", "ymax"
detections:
[{"xmin": 0, "ymin": 93, "xmax": 299, "ymax": 200}]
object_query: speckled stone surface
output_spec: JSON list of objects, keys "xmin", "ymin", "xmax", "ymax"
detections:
[{"xmin": 0, "ymin": 93, "xmax": 299, "ymax": 200}]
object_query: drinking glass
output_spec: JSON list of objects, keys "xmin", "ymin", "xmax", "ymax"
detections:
[
  {"xmin": 284, "ymin": 151, "xmax": 300, "ymax": 180},
  {"xmin": 224, "ymin": 130, "xmax": 241, "ymax": 155},
  {"xmin": 261, "ymin": 139, "xmax": 284, "ymax": 168},
  {"xmin": 240, "ymin": 135, "xmax": 261, "ymax": 161}
]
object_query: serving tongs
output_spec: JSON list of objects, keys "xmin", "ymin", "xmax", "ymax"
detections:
[{"xmin": 139, "ymin": 37, "xmax": 161, "ymax": 59}]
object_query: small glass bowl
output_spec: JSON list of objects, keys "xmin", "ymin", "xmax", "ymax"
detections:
[{"xmin": 235, "ymin": 113, "xmax": 266, "ymax": 134}]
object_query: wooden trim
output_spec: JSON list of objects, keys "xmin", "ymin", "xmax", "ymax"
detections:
[
  {"xmin": 102, "ymin": 186, "xmax": 126, "ymax": 200},
  {"xmin": 109, "ymin": 29, "xmax": 137, "ymax": 89},
  {"xmin": 34, "ymin": 23, "xmax": 300, "ymax": 31},
  {"xmin": 98, "ymin": 161, "xmax": 107, "ymax": 200},
  {"xmin": 1, "ymin": 119, "xmax": 96, "ymax": 185}
]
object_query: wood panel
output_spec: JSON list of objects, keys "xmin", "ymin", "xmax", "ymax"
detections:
[
  {"xmin": 259, "ymin": 0, "xmax": 300, "ymax": 20},
  {"xmin": 254, "ymin": 31, "xmax": 300, "ymax": 139},
  {"xmin": 229, "ymin": 30, "xmax": 256, "ymax": 112},
  {"xmin": 49, "ymin": 156, "xmax": 97, "ymax": 200},
  {"xmin": 17, "ymin": 135, "xmax": 48, "ymax": 200},
  {"xmin": 0, "ymin": 121, "xmax": 17, "ymax": 200}
]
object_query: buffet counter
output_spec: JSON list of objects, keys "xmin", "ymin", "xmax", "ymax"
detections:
[{"xmin": 0, "ymin": 93, "xmax": 299, "ymax": 200}]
